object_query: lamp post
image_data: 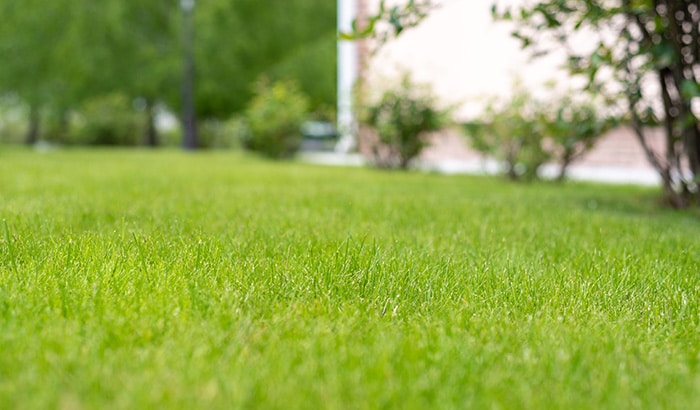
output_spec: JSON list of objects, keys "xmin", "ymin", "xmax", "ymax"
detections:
[{"xmin": 181, "ymin": 0, "xmax": 198, "ymax": 150}]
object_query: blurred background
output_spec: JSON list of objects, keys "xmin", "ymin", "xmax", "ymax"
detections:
[
  {"xmin": 3, "ymin": 0, "xmax": 695, "ymax": 192},
  {"xmin": 0, "ymin": 0, "xmax": 337, "ymax": 149}
]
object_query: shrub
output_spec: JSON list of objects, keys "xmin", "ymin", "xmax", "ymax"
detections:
[
  {"xmin": 71, "ymin": 93, "xmax": 142, "ymax": 146},
  {"xmin": 197, "ymin": 118, "xmax": 248, "ymax": 150},
  {"xmin": 465, "ymin": 87, "xmax": 617, "ymax": 181},
  {"xmin": 467, "ymin": 89, "xmax": 549, "ymax": 180},
  {"xmin": 0, "ymin": 96, "xmax": 27, "ymax": 144},
  {"xmin": 538, "ymin": 95, "xmax": 619, "ymax": 181},
  {"xmin": 362, "ymin": 75, "xmax": 446, "ymax": 169},
  {"xmin": 243, "ymin": 78, "xmax": 310, "ymax": 159}
]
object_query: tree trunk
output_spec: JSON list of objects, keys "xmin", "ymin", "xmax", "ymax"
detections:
[
  {"xmin": 25, "ymin": 104, "xmax": 40, "ymax": 145},
  {"xmin": 682, "ymin": 125, "xmax": 700, "ymax": 180},
  {"xmin": 144, "ymin": 100, "xmax": 158, "ymax": 147},
  {"xmin": 556, "ymin": 157, "xmax": 571, "ymax": 182},
  {"xmin": 624, "ymin": 3, "xmax": 699, "ymax": 207},
  {"xmin": 505, "ymin": 163, "xmax": 518, "ymax": 180},
  {"xmin": 54, "ymin": 110, "xmax": 70, "ymax": 143},
  {"xmin": 505, "ymin": 143, "xmax": 520, "ymax": 180},
  {"xmin": 661, "ymin": 172, "xmax": 689, "ymax": 208}
]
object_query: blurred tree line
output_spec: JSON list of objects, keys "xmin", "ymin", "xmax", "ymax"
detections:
[{"xmin": 0, "ymin": 0, "xmax": 336, "ymax": 147}]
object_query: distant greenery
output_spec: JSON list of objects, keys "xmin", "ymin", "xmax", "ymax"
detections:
[
  {"xmin": 465, "ymin": 87, "xmax": 549, "ymax": 181},
  {"xmin": 1, "ymin": 149, "xmax": 699, "ymax": 409},
  {"xmin": 0, "ymin": 0, "xmax": 336, "ymax": 146},
  {"xmin": 242, "ymin": 78, "xmax": 310, "ymax": 159},
  {"xmin": 464, "ymin": 85, "xmax": 618, "ymax": 181},
  {"xmin": 362, "ymin": 75, "xmax": 447, "ymax": 169},
  {"xmin": 70, "ymin": 93, "xmax": 143, "ymax": 146}
]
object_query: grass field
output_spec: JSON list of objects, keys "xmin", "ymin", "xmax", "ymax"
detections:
[{"xmin": 1, "ymin": 148, "xmax": 699, "ymax": 409}]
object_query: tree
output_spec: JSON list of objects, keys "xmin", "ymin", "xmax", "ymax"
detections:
[
  {"xmin": 56, "ymin": 0, "xmax": 180, "ymax": 147},
  {"xmin": 492, "ymin": 1, "xmax": 700, "ymax": 207},
  {"xmin": 193, "ymin": 0, "xmax": 337, "ymax": 119},
  {"xmin": 108, "ymin": 1, "xmax": 180, "ymax": 147},
  {"xmin": 538, "ymin": 93, "xmax": 619, "ymax": 182},
  {"xmin": 350, "ymin": 0, "xmax": 700, "ymax": 207},
  {"xmin": 0, "ymin": 0, "xmax": 180, "ymax": 146},
  {"xmin": 0, "ymin": 0, "xmax": 336, "ymax": 148},
  {"xmin": 0, "ymin": 0, "xmax": 81, "ymax": 144},
  {"xmin": 362, "ymin": 75, "xmax": 447, "ymax": 169},
  {"xmin": 466, "ymin": 86, "xmax": 550, "ymax": 181}
]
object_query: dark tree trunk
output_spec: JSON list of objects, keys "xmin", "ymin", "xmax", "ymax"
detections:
[
  {"xmin": 505, "ymin": 144, "xmax": 520, "ymax": 180},
  {"xmin": 53, "ymin": 110, "xmax": 70, "ymax": 143},
  {"xmin": 144, "ymin": 101, "xmax": 158, "ymax": 147},
  {"xmin": 556, "ymin": 157, "xmax": 571, "ymax": 182},
  {"xmin": 505, "ymin": 164, "xmax": 518, "ymax": 180},
  {"xmin": 25, "ymin": 104, "xmax": 40, "ymax": 145},
  {"xmin": 624, "ymin": 0, "xmax": 700, "ymax": 207},
  {"xmin": 682, "ymin": 125, "xmax": 700, "ymax": 180}
]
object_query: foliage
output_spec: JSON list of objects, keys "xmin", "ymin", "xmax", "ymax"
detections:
[
  {"xmin": 243, "ymin": 78, "xmax": 310, "ymax": 159},
  {"xmin": 194, "ymin": 0, "xmax": 337, "ymax": 118},
  {"xmin": 0, "ymin": 0, "xmax": 336, "ymax": 148},
  {"xmin": 466, "ymin": 88, "xmax": 550, "ymax": 180},
  {"xmin": 265, "ymin": 33, "xmax": 337, "ymax": 112},
  {"xmin": 71, "ymin": 93, "xmax": 142, "ymax": 146},
  {"xmin": 492, "ymin": 0, "xmax": 700, "ymax": 207},
  {"xmin": 0, "ymin": 96, "xmax": 26, "ymax": 144},
  {"xmin": 1, "ymin": 149, "xmax": 700, "ymax": 408},
  {"xmin": 0, "ymin": 0, "xmax": 83, "ymax": 144},
  {"xmin": 467, "ymin": 87, "xmax": 619, "ymax": 181},
  {"xmin": 362, "ymin": 76, "xmax": 446, "ymax": 169},
  {"xmin": 196, "ymin": 118, "xmax": 247, "ymax": 150},
  {"xmin": 348, "ymin": 0, "xmax": 700, "ymax": 206},
  {"xmin": 340, "ymin": 0, "xmax": 437, "ymax": 51},
  {"xmin": 538, "ymin": 93, "xmax": 619, "ymax": 181},
  {"xmin": 194, "ymin": 119, "xmax": 225, "ymax": 150}
]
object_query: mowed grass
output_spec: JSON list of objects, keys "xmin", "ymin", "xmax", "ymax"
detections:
[{"xmin": 1, "ymin": 148, "xmax": 699, "ymax": 409}]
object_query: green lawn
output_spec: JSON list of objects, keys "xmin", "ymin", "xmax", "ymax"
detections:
[{"xmin": 1, "ymin": 148, "xmax": 699, "ymax": 409}]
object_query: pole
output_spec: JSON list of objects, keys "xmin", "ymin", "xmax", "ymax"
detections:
[{"xmin": 181, "ymin": 0, "xmax": 198, "ymax": 150}]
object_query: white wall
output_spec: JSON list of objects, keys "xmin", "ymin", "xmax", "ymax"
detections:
[{"xmin": 365, "ymin": 0, "xmax": 574, "ymax": 120}]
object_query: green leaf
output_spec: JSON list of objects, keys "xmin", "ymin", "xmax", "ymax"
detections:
[
  {"xmin": 681, "ymin": 80, "xmax": 700, "ymax": 99},
  {"xmin": 651, "ymin": 42, "xmax": 675, "ymax": 68}
]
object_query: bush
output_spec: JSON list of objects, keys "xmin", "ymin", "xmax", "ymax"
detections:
[
  {"xmin": 243, "ymin": 78, "xmax": 310, "ymax": 159},
  {"xmin": 197, "ymin": 118, "xmax": 248, "ymax": 150},
  {"xmin": 465, "ymin": 88, "xmax": 549, "ymax": 181},
  {"xmin": 538, "ymin": 95, "xmax": 618, "ymax": 181},
  {"xmin": 362, "ymin": 75, "xmax": 446, "ymax": 169},
  {"xmin": 465, "ymin": 86, "xmax": 618, "ymax": 181},
  {"xmin": 0, "ymin": 96, "xmax": 27, "ymax": 144},
  {"xmin": 72, "ymin": 93, "xmax": 142, "ymax": 146}
]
